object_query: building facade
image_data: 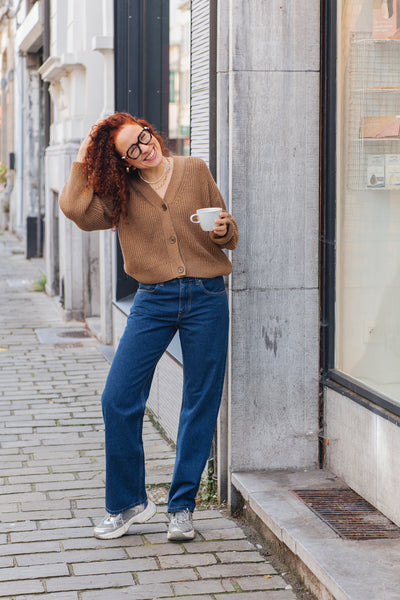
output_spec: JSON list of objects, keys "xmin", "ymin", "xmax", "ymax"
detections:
[
  {"xmin": 1, "ymin": 0, "xmax": 399, "ymax": 537},
  {"xmin": 0, "ymin": 4, "xmax": 14, "ymax": 231}
]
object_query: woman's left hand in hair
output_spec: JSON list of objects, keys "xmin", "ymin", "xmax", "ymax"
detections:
[{"xmin": 213, "ymin": 211, "xmax": 229, "ymax": 237}]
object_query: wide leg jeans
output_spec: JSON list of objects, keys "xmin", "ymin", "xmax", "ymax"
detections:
[{"xmin": 101, "ymin": 276, "xmax": 229, "ymax": 514}]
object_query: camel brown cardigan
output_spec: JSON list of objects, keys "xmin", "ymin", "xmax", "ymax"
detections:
[{"xmin": 59, "ymin": 155, "xmax": 238, "ymax": 284}]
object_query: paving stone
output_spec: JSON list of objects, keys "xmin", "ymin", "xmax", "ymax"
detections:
[
  {"xmin": 72, "ymin": 557, "xmax": 157, "ymax": 575},
  {"xmin": 214, "ymin": 593, "xmax": 297, "ymax": 600},
  {"xmin": 237, "ymin": 575, "xmax": 289, "ymax": 590},
  {"xmin": 37, "ymin": 518, "xmax": 92, "ymax": 529},
  {"xmin": 8, "ymin": 473, "xmax": 75, "ymax": 484},
  {"xmin": 137, "ymin": 567, "xmax": 198, "ymax": 584},
  {"xmin": 0, "ymin": 541, "xmax": 61, "ymax": 556},
  {"xmin": 28, "ymin": 459, "xmax": 92, "ymax": 467},
  {"xmin": 10, "ymin": 594, "xmax": 78, "ymax": 600},
  {"xmin": 193, "ymin": 517, "xmax": 238, "ymax": 531},
  {"xmin": 10, "ymin": 527, "xmax": 95, "ymax": 543},
  {"xmin": 16, "ymin": 547, "xmax": 128, "ymax": 566},
  {"xmin": 200, "ymin": 527, "xmax": 247, "ymax": 541},
  {"xmin": 0, "ymin": 520, "xmax": 38, "ymax": 533},
  {"xmin": 216, "ymin": 550, "xmax": 266, "ymax": 563},
  {"xmin": 125, "ymin": 543, "xmax": 185, "ymax": 558},
  {"xmin": 61, "ymin": 536, "xmax": 144, "ymax": 550},
  {"xmin": 72, "ymin": 508, "xmax": 105, "ymax": 519},
  {"xmin": 0, "ymin": 467, "xmax": 49, "ymax": 477},
  {"xmin": 193, "ymin": 509, "xmax": 226, "ymax": 519},
  {"xmin": 0, "ymin": 563, "xmax": 69, "ymax": 581},
  {"xmin": 158, "ymin": 552, "xmax": 217, "ymax": 569},
  {"xmin": 0, "ymin": 580, "xmax": 44, "ymax": 597},
  {"xmin": 143, "ymin": 531, "xmax": 187, "ymax": 544},
  {"xmin": 68, "ymin": 497, "xmax": 105, "ymax": 509},
  {"xmin": 80, "ymin": 584, "xmax": 173, "ymax": 600},
  {"xmin": 156, "ymin": 597, "xmax": 213, "ymax": 600},
  {"xmin": 3, "ymin": 511, "xmax": 73, "ymax": 522},
  {"xmin": 47, "ymin": 489, "xmax": 104, "ymax": 500},
  {"xmin": 171, "ymin": 578, "xmax": 235, "ymax": 596},
  {"xmin": 46, "ymin": 573, "xmax": 134, "ymax": 592},
  {"xmin": 0, "ymin": 503, "xmax": 18, "ymax": 514},
  {"xmin": 0, "ymin": 489, "xmax": 46, "ymax": 510},
  {"xmin": 183, "ymin": 540, "xmax": 254, "ymax": 552},
  {"xmin": 197, "ymin": 562, "xmax": 276, "ymax": 579},
  {"xmin": 36, "ymin": 480, "xmax": 103, "ymax": 491},
  {"xmin": 0, "ymin": 557, "xmax": 13, "ymax": 568}
]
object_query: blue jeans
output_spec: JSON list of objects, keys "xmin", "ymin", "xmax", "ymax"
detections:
[{"xmin": 101, "ymin": 276, "xmax": 229, "ymax": 514}]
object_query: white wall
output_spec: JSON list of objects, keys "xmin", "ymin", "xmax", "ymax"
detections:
[
  {"xmin": 12, "ymin": 0, "xmax": 43, "ymax": 238},
  {"xmin": 40, "ymin": 0, "xmax": 114, "ymax": 333}
]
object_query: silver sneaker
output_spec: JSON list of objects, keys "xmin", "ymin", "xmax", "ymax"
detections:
[
  {"xmin": 167, "ymin": 508, "xmax": 195, "ymax": 541},
  {"xmin": 94, "ymin": 499, "xmax": 156, "ymax": 539}
]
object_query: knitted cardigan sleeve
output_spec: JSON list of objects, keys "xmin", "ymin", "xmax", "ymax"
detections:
[{"xmin": 59, "ymin": 162, "xmax": 114, "ymax": 231}]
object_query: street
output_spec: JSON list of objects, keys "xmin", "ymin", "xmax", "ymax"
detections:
[{"xmin": 0, "ymin": 230, "xmax": 309, "ymax": 599}]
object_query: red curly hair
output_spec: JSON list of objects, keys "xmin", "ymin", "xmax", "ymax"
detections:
[{"xmin": 83, "ymin": 112, "xmax": 169, "ymax": 227}]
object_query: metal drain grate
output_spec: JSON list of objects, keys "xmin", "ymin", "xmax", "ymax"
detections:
[
  {"xmin": 35, "ymin": 328, "xmax": 94, "ymax": 343},
  {"xmin": 291, "ymin": 488, "xmax": 400, "ymax": 540},
  {"xmin": 58, "ymin": 330, "xmax": 91, "ymax": 338}
]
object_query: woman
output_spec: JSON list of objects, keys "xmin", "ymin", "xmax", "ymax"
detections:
[{"xmin": 59, "ymin": 112, "xmax": 238, "ymax": 541}]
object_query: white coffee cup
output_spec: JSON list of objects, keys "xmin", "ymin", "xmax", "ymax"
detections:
[{"xmin": 190, "ymin": 207, "xmax": 222, "ymax": 231}]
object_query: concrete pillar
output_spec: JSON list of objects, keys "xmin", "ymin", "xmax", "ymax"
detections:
[{"xmin": 216, "ymin": 1, "xmax": 321, "ymax": 507}]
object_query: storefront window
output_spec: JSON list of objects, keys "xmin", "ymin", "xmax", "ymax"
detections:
[
  {"xmin": 336, "ymin": 0, "xmax": 400, "ymax": 404},
  {"xmin": 169, "ymin": 0, "xmax": 190, "ymax": 156}
]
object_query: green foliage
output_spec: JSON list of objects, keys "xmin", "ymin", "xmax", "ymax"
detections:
[
  {"xmin": 31, "ymin": 275, "xmax": 47, "ymax": 292},
  {"xmin": 197, "ymin": 458, "xmax": 219, "ymax": 507},
  {"xmin": 0, "ymin": 163, "xmax": 7, "ymax": 185}
]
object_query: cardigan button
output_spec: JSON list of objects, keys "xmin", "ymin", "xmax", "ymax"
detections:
[
  {"xmin": 162, "ymin": 203, "xmax": 167, "ymax": 211},
  {"xmin": 169, "ymin": 236, "xmax": 176, "ymax": 244}
]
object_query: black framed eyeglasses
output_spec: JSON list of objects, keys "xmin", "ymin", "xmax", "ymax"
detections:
[{"xmin": 121, "ymin": 127, "xmax": 153, "ymax": 160}]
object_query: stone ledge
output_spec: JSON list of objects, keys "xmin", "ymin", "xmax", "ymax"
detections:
[{"xmin": 232, "ymin": 469, "xmax": 400, "ymax": 600}]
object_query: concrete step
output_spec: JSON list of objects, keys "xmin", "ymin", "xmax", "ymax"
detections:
[{"xmin": 232, "ymin": 469, "xmax": 400, "ymax": 600}]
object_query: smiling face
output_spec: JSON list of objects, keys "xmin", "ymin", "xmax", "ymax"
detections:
[{"xmin": 114, "ymin": 123, "xmax": 164, "ymax": 171}]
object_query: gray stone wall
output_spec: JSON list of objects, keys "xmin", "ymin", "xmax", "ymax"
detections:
[{"xmin": 218, "ymin": 1, "xmax": 321, "ymax": 478}]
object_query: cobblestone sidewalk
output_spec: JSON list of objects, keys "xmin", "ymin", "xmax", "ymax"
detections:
[{"xmin": 0, "ymin": 231, "xmax": 300, "ymax": 600}]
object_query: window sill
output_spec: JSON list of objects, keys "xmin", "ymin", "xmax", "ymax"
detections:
[{"xmin": 323, "ymin": 369, "xmax": 400, "ymax": 426}]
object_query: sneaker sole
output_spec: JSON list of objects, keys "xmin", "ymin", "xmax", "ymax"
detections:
[
  {"xmin": 167, "ymin": 528, "xmax": 195, "ymax": 541},
  {"xmin": 94, "ymin": 500, "xmax": 157, "ymax": 540}
]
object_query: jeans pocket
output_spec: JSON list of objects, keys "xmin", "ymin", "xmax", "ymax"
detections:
[
  {"xmin": 198, "ymin": 277, "xmax": 226, "ymax": 296},
  {"xmin": 137, "ymin": 283, "xmax": 159, "ymax": 294}
]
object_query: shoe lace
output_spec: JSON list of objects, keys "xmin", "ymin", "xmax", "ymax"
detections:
[
  {"xmin": 172, "ymin": 509, "xmax": 191, "ymax": 523},
  {"xmin": 106, "ymin": 513, "xmax": 119, "ymax": 524}
]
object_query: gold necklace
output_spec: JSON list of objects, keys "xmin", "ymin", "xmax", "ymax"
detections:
[
  {"xmin": 142, "ymin": 158, "xmax": 172, "ymax": 191},
  {"xmin": 138, "ymin": 158, "xmax": 169, "ymax": 185}
]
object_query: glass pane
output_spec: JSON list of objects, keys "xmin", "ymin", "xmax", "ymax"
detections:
[
  {"xmin": 336, "ymin": 0, "xmax": 400, "ymax": 405},
  {"xmin": 169, "ymin": 0, "xmax": 191, "ymax": 156}
]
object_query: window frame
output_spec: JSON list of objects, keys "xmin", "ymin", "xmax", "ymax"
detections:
[{"xmin": 320, "ymin": 0, "xmax": 400, "ymax": 422}]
